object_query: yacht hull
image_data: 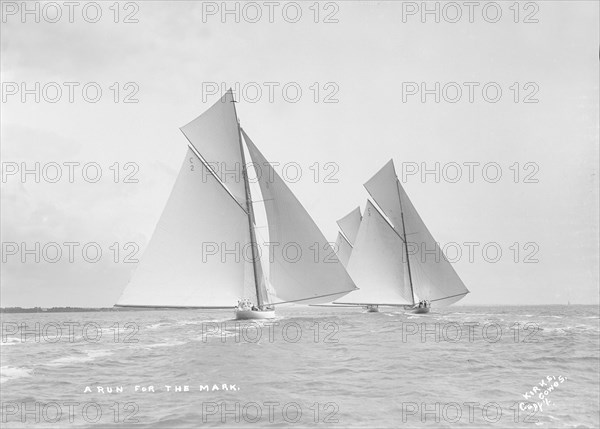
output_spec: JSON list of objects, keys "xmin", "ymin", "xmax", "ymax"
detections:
[{"xmin": 235, "ymin": 309, "xmax": 276, "ymax": 320}]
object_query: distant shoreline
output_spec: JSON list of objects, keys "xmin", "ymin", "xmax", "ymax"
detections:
[
  {"xmin": 0, "ymin": 304, "xmax": 595, "ymax": 314},
  {"xmin": 0, "ymin": 307, "xmax": 164, "ymax": 314}
]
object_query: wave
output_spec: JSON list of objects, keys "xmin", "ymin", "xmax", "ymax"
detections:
[
  {"xmin": 176, "ymin": 318, "xmax": 224, "ymax": 326},
  {"xmin": 0, "ymin": 366, "xmax": 33, "ymax": 384},
  {"xmin": 142, "ymin": 340, "xmax": 188, "ymax": 349},
  {"xmin": 146, "ymin": 322, "xmax": 171, "ymax": 330},
  {"xmin": 45, "ymin": 349, "xmax": 113, "ymax": 367},
  {"xmin": 0, "ymin": 337, "xmax": 22, "ymax": 347}
]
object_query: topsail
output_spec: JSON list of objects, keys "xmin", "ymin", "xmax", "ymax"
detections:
[{"xmin": 180, "ymin": 90, "xmax": 247, "ymax": 203}]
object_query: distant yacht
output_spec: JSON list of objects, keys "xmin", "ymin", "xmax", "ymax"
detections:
[
  {"xmin": 334, "ymin": 160, "xmax": 470, "ymax": 313},
  {"xmin": 116, "ymin": 90, "xmax": 357, "ymax": 319}
]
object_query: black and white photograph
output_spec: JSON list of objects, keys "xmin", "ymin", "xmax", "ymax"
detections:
[{"xmin": 1, "ymin": 1, "xmax": 598, "ymax": 427}]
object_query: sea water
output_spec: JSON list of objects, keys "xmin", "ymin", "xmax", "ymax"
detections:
[{"xmin": 1, "ymin": 305, "xmax": 598, "ymax": 428}]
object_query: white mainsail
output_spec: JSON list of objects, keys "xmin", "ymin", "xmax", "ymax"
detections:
[
  {"xmin": 334, "ymin": 232, "xmax": 353, "ymax": 267},
  {"xmin": 337, "ymin": 207, "xmax": 362, "ymax": 246},
  {"xmin": 337, "ymin": 200, "xmax": 413, "ymax": 306},
  {"xmin": 116, "ymin": 149, "xmax": 255, "ymax": 307},
  {"xmin": 242, "ymin": 129, "xmax": 358, "ymax": 305},
  {"xmin": 364, "ymin": 160, "xmax": 469, "ymax": 306}
]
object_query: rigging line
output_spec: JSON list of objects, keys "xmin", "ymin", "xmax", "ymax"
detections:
[
  {"xmin": 338, "ymin": 230, "xmax": 354, "ymax": 249},
  {"xmin": 336, "ymin": 210, "xmax": 360, "ymax": 245},
  {"xmin": 333, "ymin": 302, "xmax": 410, "ymax": 307},
  {"xmin": 114, "ymin": 305, "xmax": 236, "ymax": 310},
  {"xmin": 362, "ymin": 194, "xmax": 406, "ymax": 244},
  {"xmin": 179, "ymin": 133, "xmax": 249, "ymax": 216},
  {"xmin": 268, "ymin": 290, "xmax": 359, "ymax": 307},
  {"xmin": 430, "ymin": 291, "xmax": 470, "ymax": 303},
  {"xmin": 310, "ymin": 304, "xmax": 363, "ymax": 308}
]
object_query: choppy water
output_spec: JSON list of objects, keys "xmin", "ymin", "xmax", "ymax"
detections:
[{"xmin": 1, "ymin": 305, "xmax": 598, "ymax": 428}]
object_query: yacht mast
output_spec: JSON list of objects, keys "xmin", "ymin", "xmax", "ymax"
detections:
[
  {"xmin": 232, "ymin": 99, "xmax": 266, "ymax": 308},
  {"xmin": 396, "ymin": 179, "xmax": 416, "ymax": 305}
]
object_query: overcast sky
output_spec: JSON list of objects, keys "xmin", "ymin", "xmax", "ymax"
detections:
[{"xmin": 1, "ymin": 1, "xmax": 598, "ymax": 307}]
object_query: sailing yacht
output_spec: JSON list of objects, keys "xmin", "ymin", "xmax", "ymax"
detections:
[
  {"xmin": 116, "ymin": 90, "xmax": 357, "ymax": 319},
  {"xmin": 334, "ymin": 160, "xmax": 469, "ymax": 313}
]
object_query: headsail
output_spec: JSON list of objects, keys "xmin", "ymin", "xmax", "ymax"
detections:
[
  {"xmin": 337, "ymin": 207, "xmax": 362, "ymax": 246},
  {"xmin": 364, "ymin": 160, "xmax": 469, "ymax": 306},
  {"xmin": 242, "ymin": 129, "xmax": 358, "ymax": 305},
  {"xmin": 334, "ymin": 232, "xmax": 353, "ymax": 267},
  {"xmin": 116, "ymin": 149, "xmax": 256, "ymax": 307},
  {"xmin": 336, "ymin": 200, "xmax": 413, "ymax": 306}
]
